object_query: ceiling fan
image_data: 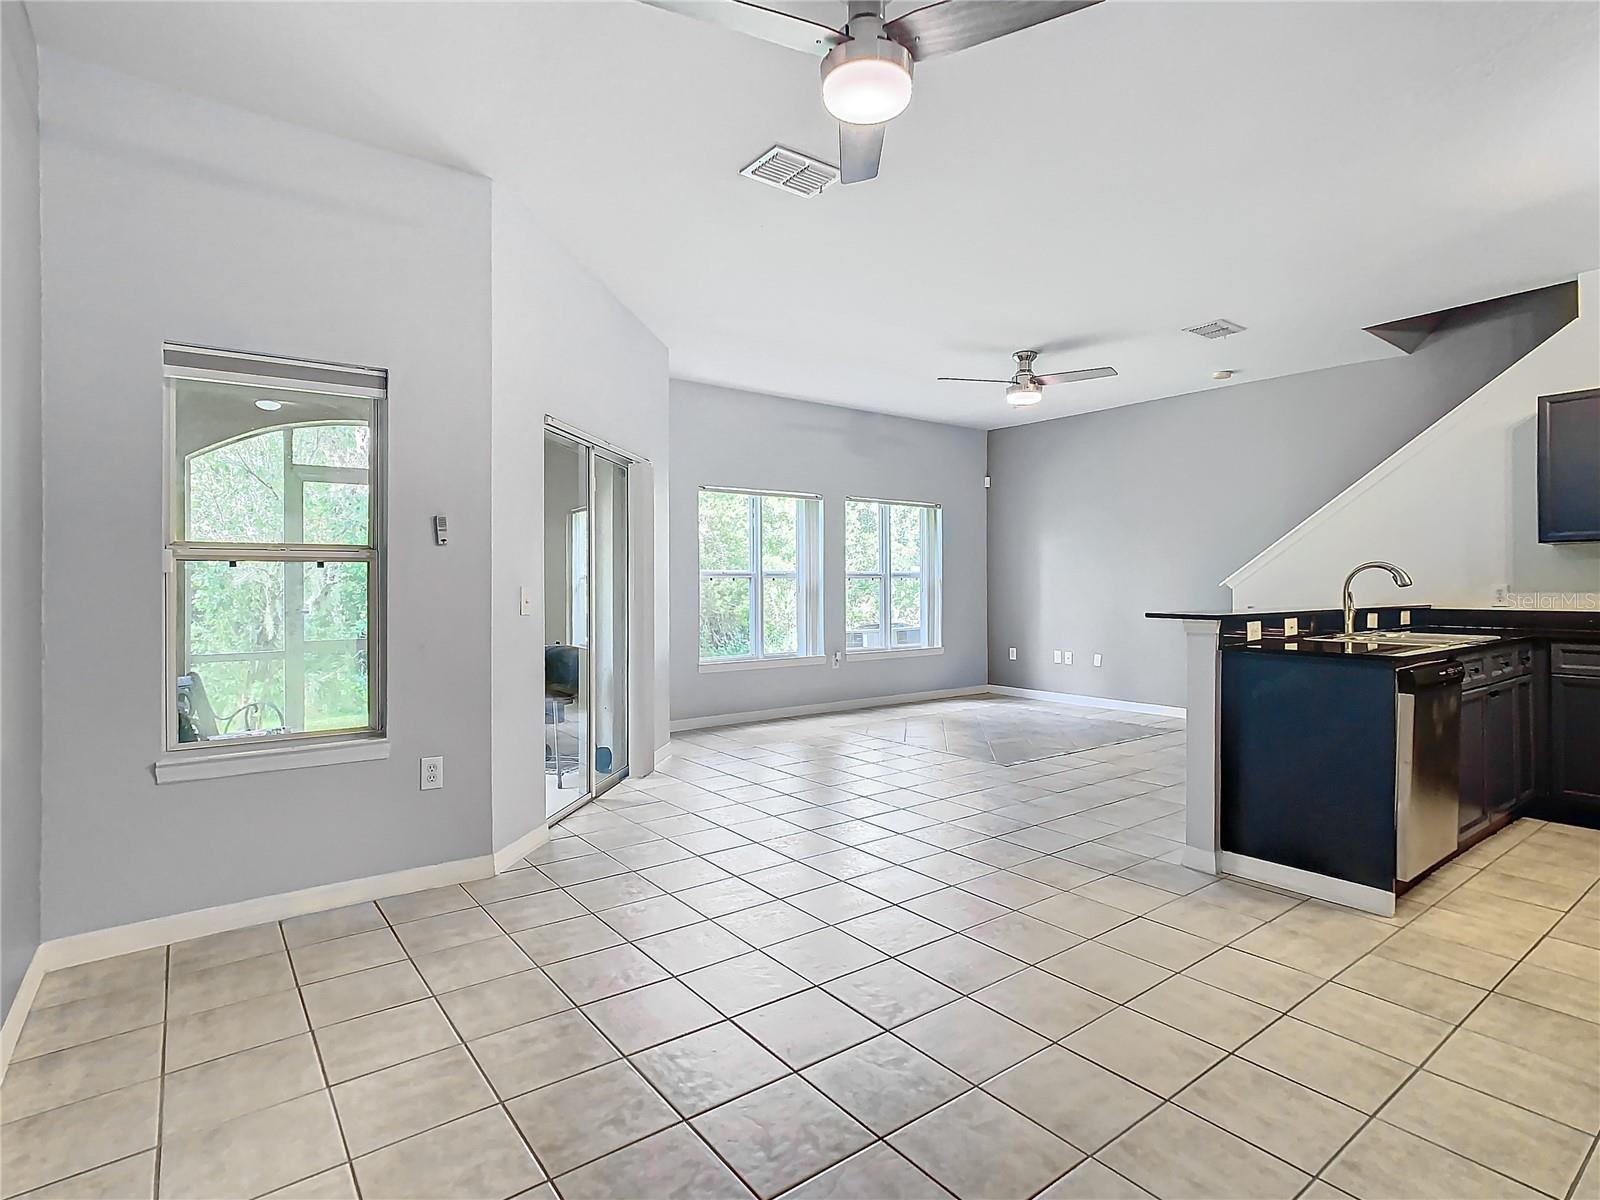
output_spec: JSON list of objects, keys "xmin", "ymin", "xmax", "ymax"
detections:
[
  {"xmin": 939, "ymin": 349, "xmax": 1117, "ymax": 407},
  {"xmin": 637, "ymin": 0, "xmax": 1103, "ymax": 183}
]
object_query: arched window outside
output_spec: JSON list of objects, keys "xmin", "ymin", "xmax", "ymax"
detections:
[{"xmin": 165, "ymin": 345, "xmax": 384, "ymax": 750}]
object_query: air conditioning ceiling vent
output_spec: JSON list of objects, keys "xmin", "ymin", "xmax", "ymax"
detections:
[
  {"xmin": 741, "ymin": 146, "xmax": 839, "ymax": 197},
  {"xmin": 1184, "ymin": 318, "xmax": 1247, "ymax": 340}
]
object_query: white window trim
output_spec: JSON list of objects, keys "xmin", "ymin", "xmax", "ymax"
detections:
[
  {"xmin": 698, "ymin": 655, "xmax": 829, "ymax": 674},
  {"xmin": 161, "ymin": 344, "xmax": 387, "ymax": 766},
  {"xmin": 155, "ymin": 735, "xmax": 390, "ymax": 784},
  {"xmin": 844, "ymin": 498, "xmax": 943, "ymax": 653},
  {"xmin": 698, "ymin": 488, "xmax": 822, "ymax": 666}
]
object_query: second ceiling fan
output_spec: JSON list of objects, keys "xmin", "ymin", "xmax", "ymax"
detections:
[
  {"xmin": 638, "ymin": 0, "xmax": 1103, "ymax": 183},
  {"xmin": 940, "ymin": 349, "xmax": 1117, "ymax": 407}
]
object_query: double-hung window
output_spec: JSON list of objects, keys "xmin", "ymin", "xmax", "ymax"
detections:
[
  {"xmin": 845, "ymin": 498, "xmax": 942, "ymax": 652},
  {"xmin": 164, "ymin": 344, "xmax": 385, "ymax": 751},
  {"xmin": 698, "ymin": 488, "xmax": 822, "ymax": 665}
]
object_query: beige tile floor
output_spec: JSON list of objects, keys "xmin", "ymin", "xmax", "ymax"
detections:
[{"xmin": 3, "ymin": 696, "xmax": 1598, "ymax": 1200}]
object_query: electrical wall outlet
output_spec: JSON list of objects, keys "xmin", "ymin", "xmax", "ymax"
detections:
[
  {"xmin": 1008, "ymin": 647, "xmax": 1017, "ymax": 660},
  {"xmin": 420, "ymin": 756, "xmax": 444, "ymax": 790},
  {"xmin": 1092, "ymin": 653, "xmax": 1103, "ymax": 668},
  {"xmin": 1063, "ymin": 651, "xmax": 1073, "ymax": 665},
  {"xmin": 1052, "ymin": 650, "xmax": 1062, "ymax": 664}
]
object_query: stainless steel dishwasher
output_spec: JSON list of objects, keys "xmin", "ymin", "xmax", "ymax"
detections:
[{"xmin": 1395, "ymin": 659, "xmax": 1466, "ymax": 882}]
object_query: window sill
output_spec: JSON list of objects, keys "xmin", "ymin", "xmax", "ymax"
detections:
[
  {"xmin": 699, "ymin": 655, "xmax": 827, "ymax": 675},
  {"xmin": 155, "ymin": 736, "xmax": 390, "ymax": 784},
  {"xmin": 846, "ymin": 646, "xmax": 944, "ymax": 661}
]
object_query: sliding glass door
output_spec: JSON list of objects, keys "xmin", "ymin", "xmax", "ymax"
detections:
[
  {"xmin": 591, "ymin": 453, "xmax": 629, "ymax": 794},
  {"xmin": 544, "ymin": 425, "xmax": 631, "ymax": 823},
  {"xmin": 544, "ymin": 432, "xmax": 591, "ymax": 818}
]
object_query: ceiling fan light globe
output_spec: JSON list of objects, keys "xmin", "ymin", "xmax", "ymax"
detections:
[
  {"xmin": 1005, "ymin": 383, "xmax": 1043, "ymax": 407},
  {"xmin": 821, "ymin": 41, "xmax": 913, "ymax": 125}
]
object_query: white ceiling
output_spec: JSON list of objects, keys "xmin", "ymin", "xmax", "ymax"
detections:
[{"xmin": 26, "ymin": 0, "xmax": 1600, "ymax": 428}]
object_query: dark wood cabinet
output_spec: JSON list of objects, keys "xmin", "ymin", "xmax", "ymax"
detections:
[
  {"xmin": 1485, "ymin": 685, "xmax": 1516, "ymax": 814},
  {"xmin": 1512, "ymin": 676, "xmax": 1537, "ymax": 805},
  {"xmin": 1459, "ymin": 672, "xmax": 1536, "ymax": 834},
  {"xmin": 1550, "ymin": 672, "xmax": 1600, "ymax": 817},
  {"xmin": 1493, "ymin": 641, "xmax": 1600, "ymax": 830},
  {"xmin": 1459, "ymin": 686, "xmax": 1488, "ymax": 835}
]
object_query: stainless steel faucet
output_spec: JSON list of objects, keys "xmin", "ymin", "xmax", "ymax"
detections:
[{"xmin": 1343, "ymin": 561, "xmax": 1414, "ymax": 634}]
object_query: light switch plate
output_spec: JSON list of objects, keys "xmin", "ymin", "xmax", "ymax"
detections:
[
  {"xmin": 1008, "ymin": 647, "xmax": 1017, "ymax": 660},
  {"xmin": 1053, "ymin": 650, "xmax": 1062, "ymax": 664},
  {"xmin": 1246, "ymin": 620, "xmax": 1263, "ymax": 641},
  {"xmin": 1400, "ymin": 610, "xmax": 1411, "ymax": 626},
  {"xmin": 1367, "ymin": 612, "xmax": 1379, "ymax": 630},
  {"xmin": 1092, "ymin": 653, "xmax": 1103, "ymax": 668},
  {"xmin": 1064, "ymin": 651, "xmax": 1073, "ymax": 665},
  {"xmin": 1284, "ymin": 617, "xmax": 1299, "ymax": 636}
]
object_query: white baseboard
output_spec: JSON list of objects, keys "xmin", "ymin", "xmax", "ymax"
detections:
[
  {"xmin": 493, "ymin": 823, "xmax": 551, "ymax": 872},
  {"xmin": 1217, "ymin": 851, "xmax": 1396, "ymax": 917},
  {"xmin": 0, "ymin": 951, "xmax": 48, "ymax": 1086},
  {"xmin": 987, "ymin": 685, "xmax": 1186, "ymax": 720},
  {"xmin": 669, "ymin": 685, "xmax": 990, "ymax": 733},
  {"xmin": 3, "ymin": 848, "xmax": 507, "ymax": 1079},
  {"xmin": 37, "ymin": 852, "xmax": 500, "ymax": 972}
]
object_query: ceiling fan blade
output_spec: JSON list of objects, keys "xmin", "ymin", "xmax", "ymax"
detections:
[
  {"xmin": 635, "ymin": 0, "xmax": 845, "ymax": 56},
  {"xmin": 838, "ymin": 121, "xmax": 886, "ymax": 184},
  {"xmin": 1036, "ymin": 366, "xmax": 1118, "ymax": 385},
  {"xmin": 937, "ymin": 376, "xmax": 1012, "ymax": 384},
  {"xmin": 885, "ymin": 0, "xmax": 1101, "ymax": 61}
]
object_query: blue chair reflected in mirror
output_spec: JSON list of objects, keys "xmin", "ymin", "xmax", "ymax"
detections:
[{"xmin": 545, "ymin": 643, "xmax": 582, "ymax": 787}]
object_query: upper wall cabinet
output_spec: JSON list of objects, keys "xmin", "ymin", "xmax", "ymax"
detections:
[{"xmin": 1537, "ymin": 389, "xmax": 1600, "ymax": 543}]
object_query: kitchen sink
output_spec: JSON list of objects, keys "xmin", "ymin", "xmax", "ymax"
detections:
[{"xmin": 1306, "ymin": 630, "xmax": 1502, "ymax": 650}]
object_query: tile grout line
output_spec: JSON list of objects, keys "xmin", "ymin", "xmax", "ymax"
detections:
[
  {"xmin": 152, "ymin": 944, "xmax": 169, "ymax": 1200},
  {"xmin": 14, "ymin": 703, "xmax": 1596, "ymax": 1200},
  {"xmin": 357, "ymin": 820, "xmax": 1585, "ymax": 1194},
  {"xmin": 290, "ymin": 915, "xmax": 363, "ymax": 1200},
  {"xmin": 1297, "ymin": 845, "xmax": 1598, "ymax": 1198}
]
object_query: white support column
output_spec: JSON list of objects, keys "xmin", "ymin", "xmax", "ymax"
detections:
[{"xmin": 1181, "ymin": 619, "xmax": 1222, "ymax": 875}]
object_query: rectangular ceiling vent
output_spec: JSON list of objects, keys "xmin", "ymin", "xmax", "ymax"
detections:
[
  {"xmin": 1184, "ymin": 318, "xmax": 1247, "ymax": 340},
  {"xmin": 741, "ymin": 146, "xmax": 839, "ymax": 198}
]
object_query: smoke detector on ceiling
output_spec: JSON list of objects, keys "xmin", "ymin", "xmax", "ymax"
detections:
[
  {"xmin": 741, "ymin": 146, "xmax": 839, "ymax": 198},
  {"xmin": 1184, "ymin": 318, "xmax": 1247, "ymax": 340}
]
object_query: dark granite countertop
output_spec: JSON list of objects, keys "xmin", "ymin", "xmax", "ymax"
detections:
[
  {"xmin": 1153, "ymin": 605, "xmax": 1600, "ymax": 661},
  {"xmin": 1146, "ymin": 607, "xmax": 1421, "ymax": 623},
  {"xmin": 1219, "ymin": 633, "xmax": 1504, "ymax": 661}
]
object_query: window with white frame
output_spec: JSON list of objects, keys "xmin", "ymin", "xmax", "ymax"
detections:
[
  {"xmin": 698, "ymin": 488, "xmax": 822, "ymax": 663},
  {"xmin": 845, "ymin": 498, "xmax": 942, "ymax": 652},
  {"xmin": 165, "ymin": 344, "xmax": 384, "ymax": 751}
]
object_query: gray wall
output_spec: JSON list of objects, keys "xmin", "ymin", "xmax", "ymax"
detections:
[
  {"xmin": 670, "ymin": 380, "xmax": 987, "ymax": 724},
  {"xmin": 2, "ymin": 0, "xmax": 41, "ymax": 1019},
  {"xmin": 489, "ymin": 191, "xmax": 669, "ymax": 855},
  {"xmin": 39, "ymin": 53, "xmax": 494, "ymax": 940},
  {"xmin": 987, "ymin": 285, "xmax": 1578, "ymax": 709}
]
